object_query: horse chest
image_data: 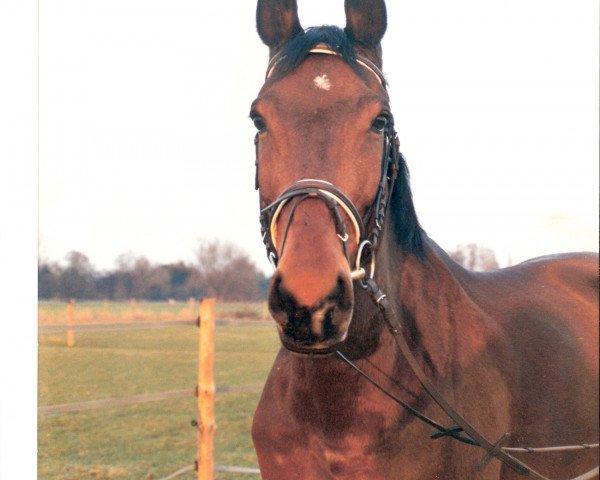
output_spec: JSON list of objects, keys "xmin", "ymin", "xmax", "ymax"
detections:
[
  {"xmin": 254, "ymin": 403, "xmax": 389, "ymax": 480},
  {"xmin": 253, "ymin": 360, "xmax": 416, "ymax": 479},
  {"xmin": 254, "ymin": 391, "xmax": 451, "ymax": 480}
]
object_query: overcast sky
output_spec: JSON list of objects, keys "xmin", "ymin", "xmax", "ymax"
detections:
[{"xmin": 39, "ymin": 0, "xmax": 598, "ymax": 273}]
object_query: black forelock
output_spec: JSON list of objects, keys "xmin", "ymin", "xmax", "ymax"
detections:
[{"xmin": 267, "ymin": 26, "xmax": 363, "ymax": 81}]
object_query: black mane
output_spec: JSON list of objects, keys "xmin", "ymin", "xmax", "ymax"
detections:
[
  {"xmin": 391, "ymin": 153, "xmax": 425, "ymax": 258},
  {"xmin": 269, "ymin": 26, "xmax": 425, "ymax": 258}
]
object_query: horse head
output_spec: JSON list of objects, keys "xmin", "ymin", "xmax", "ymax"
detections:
[{"xmin": 252, "ymin": 0, "xmax": 402, "ymax": 354}]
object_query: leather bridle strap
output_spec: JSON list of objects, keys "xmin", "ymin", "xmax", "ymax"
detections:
[
  {"xmin": 266, "ymin": 43, "xmax": 387, "ymax": 86},
  {"xmin": 336, "ymin": 349, "xmax": 479, "ymax": 447},
  {"xmin": 260, "ymin": 179, "xmax": 365, "ymax": 268},
  {"xmin": 258, "ymin": 122, "xmax": 399, "ymax": 274},
  {"xmin": 338, "ymin": 278, "xmax": 562, "ymax": 480},
  {"xmin": 337, "ymin": 335, "xmax": 599, "ymax": 480},
  {"xmin": 266, "ymin": 179, "xmax": 365, "ymax": 252}
]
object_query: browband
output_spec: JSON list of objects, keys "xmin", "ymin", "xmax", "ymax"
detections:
[{"xmin": 266, "ymin": 44, "xmax": 386, "ymax": 87}]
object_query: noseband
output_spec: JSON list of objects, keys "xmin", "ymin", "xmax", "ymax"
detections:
[{"xmin": 256, "ymin": 46, "xmax": 399, "ymax": 282}]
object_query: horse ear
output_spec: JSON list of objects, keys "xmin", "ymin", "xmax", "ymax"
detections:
[
  {"xmin": 256, "ymin": 0, "xmax": 303, "ymax": 51},
  {"xmin": 344, "ymin": 0, "xmax": 387, "ymax": 48}
]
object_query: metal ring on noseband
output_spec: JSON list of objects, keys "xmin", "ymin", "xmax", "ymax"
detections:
[
  {"xmin": 350, "ymin": 240, "xmax": 376, "ymax": 286},
  {"xmin": 268, "ymin": 251, "xmax": 277, "ymax": 270}
]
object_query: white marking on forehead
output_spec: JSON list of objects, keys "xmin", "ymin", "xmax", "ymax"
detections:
[{"xmin": 313, "ymin": 74, "xmax": 331, "ymax": 91}]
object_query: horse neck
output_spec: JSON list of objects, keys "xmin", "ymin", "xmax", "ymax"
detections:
[
  {"xmin": 358, "ymin": 231, "xmax": 485, "ymax": 383},
  {"xmin": 274, "ymin": 234, "xmax": 492, "ymax": 444},
  {"xmin": 279, "ymin": 233, "xmax": 486, "ymax": 408}
]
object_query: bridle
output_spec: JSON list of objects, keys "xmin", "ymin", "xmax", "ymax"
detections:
[
  {"xmin": 256, "ymin": 45, "xmax": 399, "ymax": 284},
  {"xmin": 258, "ymin": 124, "xmax": 399, "ymax": 280},
  {"xmin": 253, "ymin": 45, "xmax": 599, "ymax": 480}
]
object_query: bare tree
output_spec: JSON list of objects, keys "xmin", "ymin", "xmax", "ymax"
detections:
[
  {"xmin": 38, "ymin": 260, "xmax": 62, "ymax": 299},
  {"xmin": 448, "ymin": 243, "xmax": 499, "ymax": 272},
  {"xmin": 130, "ymin": 256, "xmax": 170, "ymax": 300},
  {"xmin": 38, "ymin": 243, "xmax": 267, "ymax": 301},
  {"xmin": 59, "ymin": 251, "xmax": 97, "ymax": 299},
  {"xmin": 112, "ymin": 252, "xmax": 135, "ymax": 300},
  {"xmin": 195, "ymin": 239, "xmax": 265, "ymax": 301}
]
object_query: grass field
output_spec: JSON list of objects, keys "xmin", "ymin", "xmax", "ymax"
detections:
[
  {"xmin": 38, "ymin": 300, "xmax": 270, "ymax": 325},
  {"xmin": 39, "ymin": 305, "xmax": 280, "ymax": 480}
]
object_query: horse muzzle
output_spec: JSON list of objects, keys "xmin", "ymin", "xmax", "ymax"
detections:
[
  {"xmin": 259, "ymin": 179, "xmax": 383, "ymax": 355},
  {"xmin": 268, "ymin": 270, "xmax": 354, "ymax": 355}
]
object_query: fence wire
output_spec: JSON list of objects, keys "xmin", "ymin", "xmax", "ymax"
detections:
[{"xmin": 157, "ymin": 463, "xmax": 261, "ymax": 480}]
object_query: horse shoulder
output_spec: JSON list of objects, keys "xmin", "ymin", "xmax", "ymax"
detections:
[
  {"xmin": 442, "ymin": 253, "xmax": 598, "ymax": 476},
  {"xmin": 475, "ymin": 252, "xmax": 598, "ymax": 370}
]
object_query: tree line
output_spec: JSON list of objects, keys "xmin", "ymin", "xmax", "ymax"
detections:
[
  {"xmin": 447, "ymin": 243, "xmax": 499, "ymax": 272},
  {"xmin": 38, "ymin": 240, "xmax": 269, "ymax": 302},
  {"xmin": 39, "ymin": 241, "xmax": 499, "ymax": 301}
]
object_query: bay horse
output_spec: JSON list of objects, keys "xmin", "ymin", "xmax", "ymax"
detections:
[{"xmin": 250, "ymin": 1, "xmax": 599, "ymax": 479}]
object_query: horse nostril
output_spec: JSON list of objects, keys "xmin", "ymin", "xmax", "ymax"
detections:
[
  {"xmin": 284, "ymin": 307, "xmax": 313, "ymax": 342},
  {"xmin": 331, "ymin": 274, "xmax": 353, "ymax": 312},
  {"xmin": 268, "ymin": 274, "xmax": 288, "ymax": 320},
  {"xmin": 269, "ymin": 274, "xmax": 282, "ymax": 307},
  {"xmin": 323, "ymin": 307, "xmax": 336, "ymax": 339},
  {"xmin": 268, "ymin": 273, "xmax": 307, "ymax": 323}
]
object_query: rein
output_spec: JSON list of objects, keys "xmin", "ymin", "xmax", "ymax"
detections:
[
  {"xmin": 256, "ymin": 46, "xmax": 599, "ymax": 480},
  {"xmin": 335, "ymin": 277, "xmax": 599, "ymax": 480}
]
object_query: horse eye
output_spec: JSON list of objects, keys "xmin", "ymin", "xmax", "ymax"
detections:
[
  {"xmin": 371, "ymin": 115, "xmax": 388, "ymax": 133},
  {"xmin": 252, "ymin": 115, "xmax": 267, "ymax": 133}
]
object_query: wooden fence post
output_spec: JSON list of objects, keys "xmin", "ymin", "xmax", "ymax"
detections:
[
  {"xmin": 197, "ymin": 298, "xmax": 216, "ymax": 480},
  {"xmin": 66, "ymin": 299, "xmax": 75, "ymax": 348}
]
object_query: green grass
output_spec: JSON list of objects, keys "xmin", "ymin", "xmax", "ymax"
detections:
[{"xmin": 39, "ymin": 323, "xmax": 280, "ymax": 479}]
